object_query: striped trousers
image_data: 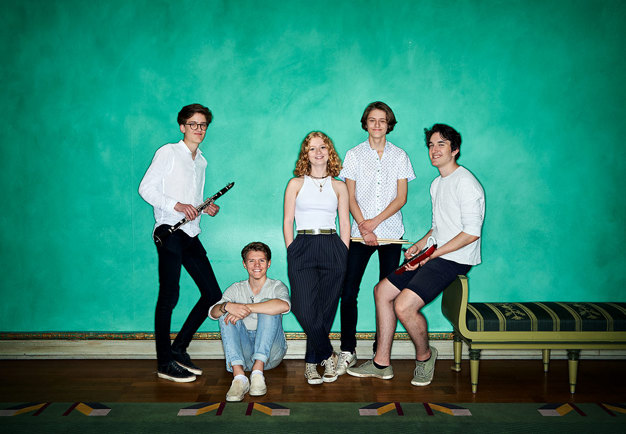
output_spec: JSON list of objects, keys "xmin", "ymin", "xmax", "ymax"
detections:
[{"xmin": 287, "ymin": 234, "xmax": 348, "ymax": 364}]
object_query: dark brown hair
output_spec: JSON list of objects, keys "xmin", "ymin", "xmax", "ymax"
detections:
[
  {"xmin": 360, "ymin": 101, "xmax": 397, "ymax": 133},
  {"xmin": 424, "ymin": 123, "xmax": 462, "ymax": 160},
  {"xmin": 177, "ymin": 103, "xmax": 212, "ymax": 126}
]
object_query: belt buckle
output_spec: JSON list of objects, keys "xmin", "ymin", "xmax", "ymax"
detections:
[{"xmin": 311, "ymin": 228, "xmax": 322, "ymax": 235}]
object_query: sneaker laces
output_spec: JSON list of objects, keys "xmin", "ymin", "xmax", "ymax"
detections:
[
  {"xmin": 337, "ymin": 352, "xmax": 352, "ymax": 367},
  {"xmin": 321, "ymin": 355, "xmax": 337, "ymax": 375},
  {"xmin": 414, "ymin": 360, "xmax": 428, "ymax": 377},
  {"xmin": 169, "ymin": 361, "xmax": 189, "ymax": 375},
  {"xmin": 305, "ymin": 363, "xmax": 320, "ymax": 378}
]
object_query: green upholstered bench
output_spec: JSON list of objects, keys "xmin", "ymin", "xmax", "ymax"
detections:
[{"xmin": 441, "ymin": 276, "xmax": 626, "ymax": 393}]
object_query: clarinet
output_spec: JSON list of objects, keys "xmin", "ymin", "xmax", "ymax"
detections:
[{"xmin": 153, "ymin": 182, "xmax": 235, "ymax": 246}]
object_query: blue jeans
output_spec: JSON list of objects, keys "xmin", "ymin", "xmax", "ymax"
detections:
[{"xmin": 218, "ymin": 313, "xmax": 287, "ymax": 372}]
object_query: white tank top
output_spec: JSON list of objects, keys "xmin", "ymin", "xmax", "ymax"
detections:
[{"xmin": 295, "ymin": 176, "xmax": 338, "ymax": 230}]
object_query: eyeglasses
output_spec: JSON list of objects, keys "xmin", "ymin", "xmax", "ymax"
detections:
[{"xmin": 185, "ymin": 122, "xmax": 208, "ymax": 131}]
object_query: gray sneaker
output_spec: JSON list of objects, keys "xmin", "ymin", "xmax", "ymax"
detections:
[
  {"xmin": 226, "ymin": 377, "xmax": 250, "ymax": 401},
  {"xmin": 321, "ymin": 353, "xmax": 338, "ymax": 383},
  {"xmin": 411, "ymin": 346, "xmax": 438, "ymax": 386},
  {"xmin": 346, "ymin": 359, "xmax": 394, "ymax": 379},
  {"xmin": 336, "ymin": 351, "xmax": 357, "ymax": 376},
  {"xmin": 305, "ymin": 363, "xmax": 323, "ymax": 385}
]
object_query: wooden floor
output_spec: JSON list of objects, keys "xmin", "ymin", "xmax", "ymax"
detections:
[{"xmin": 1, "ymin": 358, "xmax": 625, "ymax": 403}]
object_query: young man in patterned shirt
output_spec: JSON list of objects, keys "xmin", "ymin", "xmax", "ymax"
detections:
[{"xmin": 337, "ymin": 101, "xmax": 415, "ymax": 374}]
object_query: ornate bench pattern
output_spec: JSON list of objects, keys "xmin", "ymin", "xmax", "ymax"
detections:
[{"xmin": 441, "ymin": 276, "xmax": 626, "ymax": 393}]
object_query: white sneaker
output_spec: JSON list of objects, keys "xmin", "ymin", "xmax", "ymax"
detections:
[
  {"xmin": 226, "ymin": 376, "xmax": 249, "ymax": 402},
  {"xmin": 336, "ymin": 351, "xmax": 357, "ymax": 376},
  {"xmin": 249, "ymin": 373, "xmax": 267, "ymax": 396},
  {"xmin": 305, "ymin": 363, "xmax": 323, "ymax": 385},
  {"xmin": 321, "ymin": 353, "xmax": 338, "ymax": 383}
]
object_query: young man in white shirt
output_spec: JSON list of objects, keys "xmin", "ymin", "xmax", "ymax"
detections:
[
  {"xmin": 337, "ymin": 101, "xmax": 415, "ymax": 374},
  {"xmin": 139, "ymin": 104, "xmax": 223, "ymax": 383},
  {"xmin": 209, "ymin": 242, "xmax": 290, "ymax": 402},
  {"xmin": 348, "ymin": 123, "xmax": 485, "ymax": 387}
]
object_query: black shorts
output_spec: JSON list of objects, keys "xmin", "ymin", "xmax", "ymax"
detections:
[{"xmin": 386, "ymin": 257, "xmax": 472, "ymax": 305}]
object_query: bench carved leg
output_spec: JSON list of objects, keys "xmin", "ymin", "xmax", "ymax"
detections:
[
  {"xmin": 542, "ymin": 349, "xmax": 551, "ymax": 373},
  {"xmin": 469, "ymin": 348, "xmax": 481, "ymax": 393},
  {"xmin": 451, "ymin": 333, "xmax": 462, "ymax": 372},
  {"xmin": 567, "ymin": 349, "xmax": 580, "ymax": 394}
]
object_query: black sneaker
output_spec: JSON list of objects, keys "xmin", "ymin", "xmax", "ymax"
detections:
[
  {"xmin": 172, "ymin": 350, "xmax": 203, "ymax": 375},
  {"xmin": 157, "ymin": 360, "xmax": 196, "ymax": 382}
]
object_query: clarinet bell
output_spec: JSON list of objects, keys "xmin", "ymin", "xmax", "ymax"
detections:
[{"xmin": 153, "ymin": 226, "xmax": 172, "ymax": 247}]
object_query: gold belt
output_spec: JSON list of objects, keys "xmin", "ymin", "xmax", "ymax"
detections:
[{"xmin": 297, "ymin": 229, "xmax": 336, "ymax": 235}]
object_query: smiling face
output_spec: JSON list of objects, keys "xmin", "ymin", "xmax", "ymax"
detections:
[
  {"xmin": 428, "ymin": 132, "xmax": 459, "ymax": 172},
  {"xmin": 307, "ymin": 136, "xmax": 329, "ymax": 169},
  {"xmin": 366, "ymin": 108, "xmax": 388, "ymax": 140},
  {"xmin": 243, "ymin": 250, "xmax": 270, "ymax": 281},
  {"xmin": 179, "ymin": 112, "xmax": 207, "ymax": 148}
]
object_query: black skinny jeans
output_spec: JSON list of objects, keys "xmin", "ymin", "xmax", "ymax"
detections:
[
  {"xmin": 340, "ymin": 241, "xmax": 402, "ymax": 353},
  {"xmin": 154, "ymin": 226, "xmax": 222, "ymax": 367}
]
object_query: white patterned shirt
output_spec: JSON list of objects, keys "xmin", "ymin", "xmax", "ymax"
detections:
[{"xmin": 339, "ymin": 140, "xmax": 415, "ymax": 240}]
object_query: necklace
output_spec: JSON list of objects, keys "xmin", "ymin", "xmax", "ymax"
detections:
[{"xmin": 310, "ymin": 175, "xmax": 328, "ymax": 192}]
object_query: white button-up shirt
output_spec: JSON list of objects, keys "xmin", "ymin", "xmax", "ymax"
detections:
[
  {"xmin": 339, "ymin": 140, "xmax": 416, "ymax": 240},
  {"xmin": 139, "ymin": 140, "xmax": 207, "ymax": 237}
]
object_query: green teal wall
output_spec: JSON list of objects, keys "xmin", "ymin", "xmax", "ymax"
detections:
[{"xmin": 1, "ymin": 0, "xmax": 624, "ymax": 334}]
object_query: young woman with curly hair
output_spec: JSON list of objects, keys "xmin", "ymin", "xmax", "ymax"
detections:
[{"xmin": 283, "ymin": 131, "xmax": 350, "ymax": 385}]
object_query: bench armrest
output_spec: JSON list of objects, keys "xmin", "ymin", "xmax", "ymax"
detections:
[{"xmin": 441, "ymin": 275, "xmax": 469, "ymax": 333}]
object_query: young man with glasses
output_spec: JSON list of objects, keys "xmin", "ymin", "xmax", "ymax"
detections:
[{"xmin": 139, "ymin": 103, "xmax": 223, "ymax": 382}]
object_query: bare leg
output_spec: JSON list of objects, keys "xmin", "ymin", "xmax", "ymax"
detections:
[
  {"xmin": 232, "ymin": 365, "xmax": 245, "ymax": 377},
  {"xmin": 372, "ymin": 278, "xmax": 401, "ymax": 366},
  {"xmin": 252, "ymin": 360, "xmax": 265, "ymax": 372},
  {"xmin": 394, "ymin": 289, "xmax": 431, "ymax": 361}
]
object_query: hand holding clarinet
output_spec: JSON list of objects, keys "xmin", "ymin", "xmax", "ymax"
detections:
[
  {"xmin": 174, "ymin": 201, "xmax": 219, "ymax": 220},
  {"xmin": 154, "ymin": 182, "xmax": 234, "ymax": 246}
]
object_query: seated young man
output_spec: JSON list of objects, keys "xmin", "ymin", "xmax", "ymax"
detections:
[
  {"xmin": 209, "ymin": 242, "xmax": 290, "ymax": 401},
  {"xmin": 347, "ymin": 123, "xmax": 485, "ymax": 387}
]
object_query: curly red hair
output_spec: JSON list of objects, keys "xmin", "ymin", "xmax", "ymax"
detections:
[{"xmin": 293, "ymin": 131, "xmax": 342, "ymax": 177}]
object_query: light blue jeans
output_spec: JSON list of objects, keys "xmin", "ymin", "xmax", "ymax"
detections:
[{"xmin": 218, "ymin": 313, "xmax": 287, "ymax": 372}]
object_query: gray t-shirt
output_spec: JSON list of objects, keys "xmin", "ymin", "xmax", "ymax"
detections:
[{"xmin": 209, "ymin": 278, "xmax": 291, "ymax": 331}]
